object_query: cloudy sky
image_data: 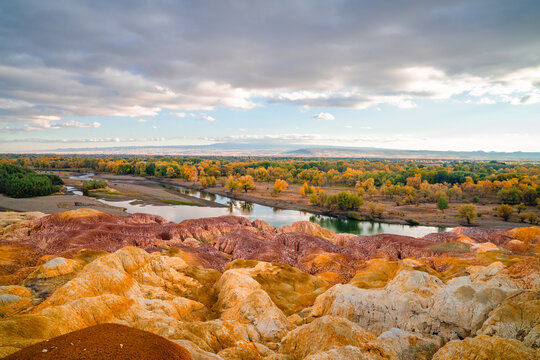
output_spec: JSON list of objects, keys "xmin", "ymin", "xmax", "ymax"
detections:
[{"xmin": 1, "ymin": 0, "xmax": 539, "ymax": 152}]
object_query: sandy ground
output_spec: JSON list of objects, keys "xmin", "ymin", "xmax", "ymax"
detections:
[
  {"xmin": 90, "ymin": 175, "xmax": 226, "ymax": 208},
  {"xmin": 0, "ymin": 193, "xmax": 127, "ymax": 215}
]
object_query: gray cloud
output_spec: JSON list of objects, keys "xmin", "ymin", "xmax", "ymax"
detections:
[{"xmin": 0, "ymin": 0, "xmax": 539, "ymax": 123}]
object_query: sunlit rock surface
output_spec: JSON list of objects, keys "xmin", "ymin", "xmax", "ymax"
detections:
[
  {"xmin": 0, "ymin": 209, "xmax": 539, "ymax": 359},
  {"xmin": 432, "ymin": 335, "xmax": 539, "ymax": 360}
]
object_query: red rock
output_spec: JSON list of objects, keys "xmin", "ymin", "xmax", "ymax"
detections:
[
  {"xmin": 2, "ymin": 323, "xmax": 192, "ymax": 360},
  {"xmin": 451, "ymin": 227, "xmax": 513, "ymax": 245}
]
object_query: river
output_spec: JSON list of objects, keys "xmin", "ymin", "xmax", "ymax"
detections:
[{"xmin": 68, "ymin": 173, "xmax": 447, "ymax": 237}]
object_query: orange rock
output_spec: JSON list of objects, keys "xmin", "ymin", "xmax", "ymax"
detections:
[
  {"xmin": 432, "ymin": 335, "xmax": 539, "ymax": 360},
  {"xmin": 280, "ymin": 221, "xmax": 335, "ymax": 241},
  {"xmin": 505, "ymin": 226, "xmax": 540, "ymax": 244},
  {"xmin": 280, "ymin": 316, "xmax": 391, "ymax": 359}
]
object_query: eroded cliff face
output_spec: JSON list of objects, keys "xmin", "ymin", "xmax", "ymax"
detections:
[{"xmin": 0, "ymin": 209, "xmax": 539, "ymax": 359}]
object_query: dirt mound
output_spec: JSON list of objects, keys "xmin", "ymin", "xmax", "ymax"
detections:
[{"xmin": 3, "ymin": 323, "xmax": 192, "ymax": 360}]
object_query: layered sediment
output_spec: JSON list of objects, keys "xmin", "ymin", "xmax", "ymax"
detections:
[{"xmin": 0, "ymin": 209, "xmax": 538, "ymax": 359}]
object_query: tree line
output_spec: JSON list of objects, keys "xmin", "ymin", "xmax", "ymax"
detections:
[{"xmin": 0, "ymin": 163, "xmax": 63, "ymax": 198}]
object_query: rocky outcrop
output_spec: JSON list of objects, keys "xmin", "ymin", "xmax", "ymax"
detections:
[
  {"xmin": 377, "ymin": 328, "xmax": 440, "ymax": 360},
  {"xmin": 280, "ymin": 221, "xmax": 335, "ymax": 241},
  {"xmin": 451, "ymin": 227, "xmax": 514, "ymax": 245},
  {"xmin": 279, "ymin": 316, "xmax": 391, "ymax": 360},
  {"xmin": 309, "ymin": 269, "xmax": 519, "ymax": 341},
  {"xmin": 478, "ymin": 291, "xmax": 540, "ymax": 344},
  {"xmin": 214, "ymin": 267, "xmax": 292, "ymax": 342},
  {"xmin": 0, "ymin": 286, "xmax": 32, "ymax": 318},
  {"xmin": 1, "ymin": 210, "xmax": 539, "ymax": 359},
  {"xmin": 432, "ymin": 335, "xmax": 539, "ymax": 360}
]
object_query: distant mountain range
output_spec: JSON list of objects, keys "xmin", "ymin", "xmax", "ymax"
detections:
[{"xmin": 40, "ymin": 142, "xmax": 540, "ymax": 161}]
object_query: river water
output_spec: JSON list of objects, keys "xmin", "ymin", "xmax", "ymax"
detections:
[{"xmin": 68, "ymin": 173, "xmax": 446, "ymax": 237}]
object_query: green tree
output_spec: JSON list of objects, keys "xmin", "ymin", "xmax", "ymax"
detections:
[
  {"xmin": 437, "ymin": 197, "xmax": 449, "ymax": 212},
  {"xmin": 497, "ymin": 188, "xmax": 521, "ymax": 205},
  {"xmin": 522, "ymin": 188, "xmax": 537, "ymax": 206}
]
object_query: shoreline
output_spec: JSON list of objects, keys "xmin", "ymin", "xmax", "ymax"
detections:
[
  {"xmin": 34, "ymin": 170, "xmax": 534, "ymax": 230},
  {"xmin": 146, "ymin": 177, "xmax": 513, "ymax": 229}
]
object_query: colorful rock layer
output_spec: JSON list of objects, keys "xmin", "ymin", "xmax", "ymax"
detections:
[{"xmin": 1, "ymin": 209, "xmax": 539, "ymax": 359}]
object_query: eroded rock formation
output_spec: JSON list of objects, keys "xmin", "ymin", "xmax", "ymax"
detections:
[{"xmin": 0, "ymin": 209, "xmax": 538, "ymax": 359}]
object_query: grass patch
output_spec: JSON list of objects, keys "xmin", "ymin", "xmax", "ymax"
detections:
[
  {"xmin": 158, "ymin": 199, "xmax": 199, "ymax": 206},
  {"xmin": 427, "ymin": 241, "xmax": 471, "ymax": 253}
]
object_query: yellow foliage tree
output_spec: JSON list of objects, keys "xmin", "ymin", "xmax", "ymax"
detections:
[
  {"xmin": 299, "ymin": 182, "xmax": 314, "ymax": 196},
  {"xmin": 272, "ymin": 179, "xmax": 289, "ymax": 194},
  {"xmin": 225, "ymin": 176, "xmax": 240, "ymax": 192},
  {"xmin": 239, "ymin": 175, "xmax": 256, "ymax": 193}
]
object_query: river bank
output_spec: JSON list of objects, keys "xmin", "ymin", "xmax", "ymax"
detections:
[
  {"xmin": 146, "ymin": 177, "xmax": 532, "ymax": 229},
  {"xmin": 29, "ymin": 170, "xmax": 535, "ymax": 230}
]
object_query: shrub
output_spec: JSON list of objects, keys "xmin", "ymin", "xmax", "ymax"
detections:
[
  {"xmin": 457, "ymin": 204, "xmax": 477, "ymax": 224},
  {"xmin": 497, "ymin": 188, "xmax": 521, "ymax": 205},
  {"xmin": 82, "ymin": 180, "xmax": 107, "ymax": 195},
  {"xmin": 516, "ymin": 203, "xmax": 527, "ymax": 214},
  {"xmin": 495, "ymin": 204, "xmax": 513, "ymax": 221},
  {"xmin": 367, "ymin": 202, "xmax": 385, "ymax": 218},
  {"xmin": 437, "ymin": 196, "xmax": 449, "ymax": 212}
]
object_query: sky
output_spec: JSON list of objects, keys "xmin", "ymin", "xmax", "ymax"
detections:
[{"xmin": 0, "ymin": 0, "xmax": 539, "ymax": 153}]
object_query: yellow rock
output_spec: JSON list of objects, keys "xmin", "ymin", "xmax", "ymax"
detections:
[
  {"xmin": 432, "ymin": 335, "xmax": 539, "ymax": 360},
  {"xmin": 214, "ymin": 267, "xmax": 292, "ymax": 342},
  {"xmin": 280, "ymin": 221, "xmax": 335, "ymax": 241},
  {"xmin": 0, "ymin": 211, "xmax": 45, "ymax": 234},
  {"xmin": 279, "ymin": 315, "xmax": 391, "ymax": 360},
  {"xmin": 506, "ymin": 226, "xmax": 540, "ymax": 244},
  {"xmin": 164, "ymin": 319, "xmax": 261, "ymax": 354},
  {"xmin": 225, "ymin": 260, "xmax": 330, "ymax": 315},
  {"xmin": 479, "ymin": 291, "xmax": 540, "ymax": 343},
  {"xmin": 217, "ymin": 340, "xmax": 273, "ymax": 360},
  {"xmin": 0, "ymin": 286, "xmax": 32, "ymax": 317},
  {"xmin": 0, "ymin": 246, "xmax": 216, "ymax": 352},
  {"xmin": 25, "ymin": 257, "xmax": 82, "ymax": 279}
]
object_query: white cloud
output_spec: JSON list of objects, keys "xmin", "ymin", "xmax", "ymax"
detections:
[
  {"xmin": 477, "ymin": 97, "xmax": 496, "ymax": 105},
  {"xmin": 171, "ymin": 112, "xmax": 196, "ymax": 118},
  {"xmin": 2, "ymin": 118, "xmax": 102, "ymax": 132},
  {"xmin": 313, "ymin": 112, "xmax": 335, "ymax": 121},
  {"xmin": 137, "ymin": 118, "xmax": 149, "ymax": 123},
  {"xmin": 59, "ymin": 120, "xmax": 101, "ymax": 128},
  {"xmin": 238, "ymin": 128, "xmax": 247, "ymax": 132},
  {"xmin": 199, "ymin": 114, "xmax": 216, "ymax": 122},
  {"xmin": 152, "ymin": 125, "xmax": 157, "ymax": 129}
]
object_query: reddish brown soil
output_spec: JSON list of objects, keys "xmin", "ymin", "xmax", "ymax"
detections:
[
  {"xmin": 3, "ymin": 323, "xmax": 192, "ymax": 360},
  {"xmin": 0, "ymin": 210, "xmax": 528, "ymax": 281}
]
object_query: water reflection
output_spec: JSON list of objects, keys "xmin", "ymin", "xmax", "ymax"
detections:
[
  {"xmin": 63, "ymin": 172, "xmax": 447, "ymax": 236},
  {"xmin": 239, "ymin": 201, "xmax": 254, "ymax": 214},
  {"xmin": 68, "ymin": 172, "xmax": 95, "ymax": 181},
  {"xmin": 98, "ymin": 196, "xmax": 446, "ymax": 237}
]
